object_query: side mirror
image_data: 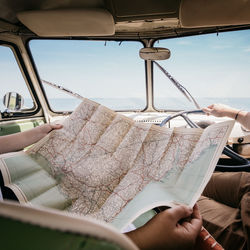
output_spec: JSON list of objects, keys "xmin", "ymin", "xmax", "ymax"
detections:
[
  {"xmin": 139, "ymin": 47, "xmax": 171, "ymax": 60},
  {"xmin": 3, "ymin": 92, "xmax": 24, "ymax": 111}
]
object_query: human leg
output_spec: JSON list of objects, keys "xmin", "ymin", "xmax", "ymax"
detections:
[{"xmin": 198, "ymin": 172, "xmax": 250, "ymax": 250}]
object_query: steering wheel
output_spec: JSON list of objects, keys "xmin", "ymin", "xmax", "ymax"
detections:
[{"xmin": 160, "ymin": 110, "xmax": 250, "ymax": 172}]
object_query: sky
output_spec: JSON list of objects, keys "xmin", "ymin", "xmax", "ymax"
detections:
[
  {"xmin": 1, "ymin": 29, "xmax": 250, "ymax": 110},
  {"xmin": 155, "ymin": 30, "xmax": 250, "ymax": 98}
]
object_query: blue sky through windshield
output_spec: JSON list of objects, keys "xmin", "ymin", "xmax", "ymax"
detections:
[{"xmin": 1, "ymin": 29, "xmax": 250, "ymax": 111}]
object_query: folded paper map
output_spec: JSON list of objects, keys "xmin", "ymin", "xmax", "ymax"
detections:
[{"xmin": 0, "ymin": 98, "xmax": 234, "ymax": 230}]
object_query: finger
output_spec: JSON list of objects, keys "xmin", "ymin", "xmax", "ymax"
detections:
[
  {"xmin": 181, "ymin": 218, "xmax": 202, "ymax": 236},
  {"xmin": 191, "ymin": 204, "xmax": 201, "ymax": 220},
  {"xmin": 51, "ymin": 124, "xmax": 63, "ymax": 130},
  {"xmin": 191, "ymin": 205, "xmax": 202, "ymax": 227},
  {"xmin": 207, "ymin": 104, "xmax": 214, "ymax": 108},
  {"xmin": 202, "ymin": 107, "xmax": 212, "ymax": 114},
  {"xmin": 167, "ymin": 205, "xmax": 193, "ymax": 223},
  {"xmin": 184, "ymin": 205, "xmax": 202, "ymax": 233}
]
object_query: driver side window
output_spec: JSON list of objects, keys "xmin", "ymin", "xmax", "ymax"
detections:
[{"xmin": 0, "ymin": 44, "xmax": 34, "ymax": 112}]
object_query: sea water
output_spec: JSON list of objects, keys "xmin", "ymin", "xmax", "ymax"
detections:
[{"xmin": 1, "ymin": 97, "xmax": 250, "ymax": 113}]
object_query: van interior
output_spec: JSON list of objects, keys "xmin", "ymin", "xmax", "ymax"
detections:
[{"xmin": 0, "ymin": 1, "xmax": 250, "ymax": 249}]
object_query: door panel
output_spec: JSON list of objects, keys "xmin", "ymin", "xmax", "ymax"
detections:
[{"xmin": 0, "ymin": 119, "xmax": 45, "ymax": 136}]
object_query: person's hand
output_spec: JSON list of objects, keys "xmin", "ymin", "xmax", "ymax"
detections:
[
  {"xmin": 202, "ymin": 103, "xmax": 239, "ymax": 118},
  {"xmin": 39, "ymin": 123, "xmax": 63, "ymax": 136},
  {"xmin": 126, "ymin": 204, "xmax": 202, "ymax": 250}
]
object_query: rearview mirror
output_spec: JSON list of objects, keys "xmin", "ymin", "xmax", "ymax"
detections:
[
  {"xmin": 139, "ymin": 47, "xmax": 171, "ymax": 60},
  {"xmin": 3, "ymin": 92, "xmax": 24, "ymax": 111}
]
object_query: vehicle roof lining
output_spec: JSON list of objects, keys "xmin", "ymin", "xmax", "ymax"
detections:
[
  {"xmin": 1, "ymin": 0, "xmax": 250, "ymax": 39},
  {"xmin": 0, "ymin": 0, "xmax": 105, "ymax": 24},
  {"xmin": 17, "ymin": 9, "xmax": 115, "ymax": 37},
  {"xmin": 180, "ymin": 0, "xmax": 250, "ymax": 28},
  {"xmin": 0, "ymin": 0, "xmax": 180, "ymax": 24}
]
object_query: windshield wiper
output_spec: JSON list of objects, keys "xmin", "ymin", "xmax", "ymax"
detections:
[
  {"xmin": 153, "ymin": 61, "xmax": 200, "ymax": 109},
  {"xmin": 41, "ymin": 79, "xmax": 84, "ymax": 100}
]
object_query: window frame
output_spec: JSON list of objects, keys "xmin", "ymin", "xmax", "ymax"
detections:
[
  {"xmin": 26, "ymin": 37, "xmax": 148, "ymax": 113},
  {"xmin": 0, "ymin": 41, "xmax": 41, "ymax": 119}
]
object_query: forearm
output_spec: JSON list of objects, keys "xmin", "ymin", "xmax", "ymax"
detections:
[
  {"xmin": 217, "ymin": 108, "xmax": 250, "ymax": 130},
  {"xmin": 221, "ymin": 107, "xmax": 240, "ymax": 119},
  {"xmin": 224, "ymin": 108, "xmax": 250, "ymax": 130},
  {"xmin": 17, "ymin": 125, "xmax": 51, "ymax": 147},
  {"xmin": 235, "ymin": 110, "xmax": 250, "ymax": 130},
  {"xmin": 203, "ymin": 104, "xmax": 250, "ymax": 130},
  {"xmin": 0, "ymin": 124, "xmax": 52, "ymax": 154}
]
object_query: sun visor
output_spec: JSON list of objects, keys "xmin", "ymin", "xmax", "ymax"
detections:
[
  {"xmin": 180, "ymin": 0, "xmax": 250, "ymax": 27},
  {"xmin": 17, "ymin": 9, "xmax": 115, "ymax": 37}
]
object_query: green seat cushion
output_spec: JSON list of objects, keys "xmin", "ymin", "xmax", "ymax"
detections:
[{"xmin": 0, "ymin": 216, "xmax": 123, "ymax": 250}]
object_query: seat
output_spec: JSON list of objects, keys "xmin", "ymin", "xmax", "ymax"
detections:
[
  {"xmin": 0, "ymin": 151, "xmax": 71, "ymax": 209},
  {"xmin": 0, "ymin": 200, "xmax": 138, "ymax": 250}
]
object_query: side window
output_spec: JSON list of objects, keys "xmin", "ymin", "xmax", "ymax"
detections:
[{"xmin": 0, "ymin": 44, "xmax": 35, "ymax": 112}]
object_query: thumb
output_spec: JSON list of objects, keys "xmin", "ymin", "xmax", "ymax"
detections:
[
  {"xmin": 51, "ymin": 124, "xmax": 63, "ymax": 130},
  {"xmin": 167, "ymin": 205, "xmax": 193, "ymax": 223}
]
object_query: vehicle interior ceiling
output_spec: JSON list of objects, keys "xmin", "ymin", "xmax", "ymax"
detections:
[
  {"xmin": 1, "ymin": 0, "xmax": 250, "ymax": 39},
  {"xmin": 1, "ymin": 1, "xmax": 250, "ymax": 140}
]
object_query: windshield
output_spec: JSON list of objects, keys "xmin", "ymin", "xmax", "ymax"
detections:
[
  {"xmin": 154, "ymin": 29, "xmax": 250, "ymax": 111},
  {"xmin": 28, "ymin": 29, "xmax": 250, "ymax": 113},
  {"xmin": 29, "ymin": 40, "xmax": 146, "ymax": 111}
]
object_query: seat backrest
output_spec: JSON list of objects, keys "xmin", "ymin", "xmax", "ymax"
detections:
[
  {"xmin": 0, "ymin": 151, "xmax": 72, "ymax": 210},
  {"xmin": 0, "ymin": 200, "xmax": 138, "ymax": 250}
]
